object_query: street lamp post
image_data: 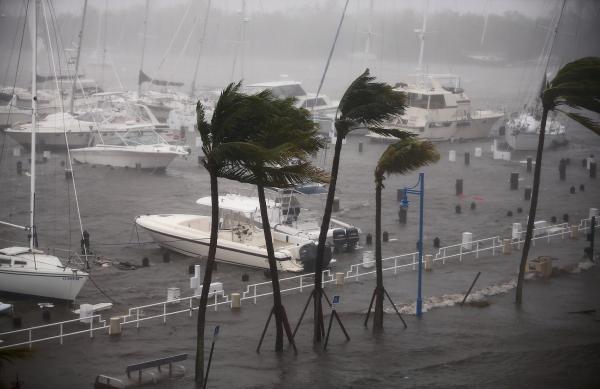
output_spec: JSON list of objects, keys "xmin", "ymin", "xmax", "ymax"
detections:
[{"xmin": 400, "ymin": 172, "xmax": 425, "ymax": 317}]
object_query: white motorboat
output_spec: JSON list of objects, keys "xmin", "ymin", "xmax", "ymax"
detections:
[
  {"xmin": 5, "ymin": 96, "xmax": 161, "ymax": 151},
  {"xmin": 504, "ymin": 112, "xmax": 566, "ymax": 151},
  {"xmin": 135, "ymin": 196, "xmax": 325, "ymax": 272},
  {"xmin": 196, "ymin": 191, "xmax": 361, "ymax": 252},
  {"xmin": 70, "ymin": 128, "xmax": 189, "ymax": 170},
  {"xmin": 0, "ymin": 1, "xmax": 88, "ymax": 301}
]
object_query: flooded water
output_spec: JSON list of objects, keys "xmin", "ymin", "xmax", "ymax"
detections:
[{"xmin": 1, "ymin": 115, "xmax": 599, "ymax": 387}]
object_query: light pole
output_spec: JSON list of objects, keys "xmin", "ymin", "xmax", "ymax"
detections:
[{"xmin": 400, "ymin": 172, "xmax": 425, "ymax": 317}]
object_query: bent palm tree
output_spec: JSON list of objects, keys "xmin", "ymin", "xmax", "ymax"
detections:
[
  {"xmin": 194, "ymin": 82, "xmax": 260, "ymax": 384},
  {"xmin": 370, "ymin": 138, "xmax": 439, "ymax": 332},
  {"xmin": 309, "ymin": 68, "xmax": 409, "ymax": 342},
  {"xmin": 516, "ymin": 57, "xmax": 600, "ymax": 305},
  {"xmin": 231, "ymin": 93, "xmax": 328, "ymax": 352}
]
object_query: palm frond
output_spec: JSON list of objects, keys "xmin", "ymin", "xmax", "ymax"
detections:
[
  {"xmin": 367, "ymin": 127, "xmax": 416, "ymax": 139},
  {"xmin": 337, "ymin": 69, "xmax": 406, "ymax": 135},
  {"xmin": 542, "ymin": 57, "xmax": 600, "ymax": 123},
  {"xmin": 557, "ymin": 110, "xmax": 600, "ymax": 136},
  {"xmin": 375, "ymin": 138, "xmax": 440, "ymax": 179},
  {"xmin": 548, "ymin": 57, "xmax": 600, "ymax": 88}
]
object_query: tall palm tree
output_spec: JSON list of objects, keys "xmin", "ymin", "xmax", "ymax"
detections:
[
  {"xmin": 194, "ymin": 82, "xmax": 262, "ymax": 384},
  {"xmin": 309, "ymin": 68, "xmax": 409, "ymax": 342},
  {"xmin": 230, "ymin": 93, "xmax": 328, "ymax": 351},
  {"xmin": 370, "ymin": 138, "xmax": 439, "ymax": 332},
  {"xmin": 516, "ymin": 57, "xmax": 600, "ymax": 305}
]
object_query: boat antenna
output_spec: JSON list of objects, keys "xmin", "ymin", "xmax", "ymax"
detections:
[
  {"xmin": 138, "ymin": 0, "xmax": 150, "ymax": 97},
  {"xmin": 191, "ymin": 0, "xmax": 212, "ymax": 96},
  {"xmin": 69, "ymin": 0, "xmax": 88, "ymax": 114}
]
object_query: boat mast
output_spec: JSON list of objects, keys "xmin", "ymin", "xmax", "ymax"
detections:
[
  {"xmin": 69, "ymin": 0, "xmax": 88, "ymax": 114},
  {"xmin": 30, "ymin": 0, "xmax": 38, "ymax": 252},
  {"xmin": 362, "ymin": 0, "xmax": 374, "ymax": 71},
  {"xmin": 138, "ymin": 0, "xmax": 150, "ymax": 97},
  {"xmin": 415, "ymin": 1, "xmax": 428, "ymax": 76},
  {"xmin": 191, "ymin": 0, "xmax": 212, "ymax": 96}
]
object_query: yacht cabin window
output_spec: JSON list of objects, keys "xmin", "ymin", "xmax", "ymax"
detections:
[{"xmin": 302, "ymin": 98, "xmax": 327, "ymax": 109}]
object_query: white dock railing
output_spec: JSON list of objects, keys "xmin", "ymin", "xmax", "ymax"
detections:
[{"xmin": 1, "ymin": 217, "xmax": 597, "ymax": 349}]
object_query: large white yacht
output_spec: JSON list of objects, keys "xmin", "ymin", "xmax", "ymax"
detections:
[{"xmin": 367, "ymin": 75, "xmax": 504, "ymax": 142}]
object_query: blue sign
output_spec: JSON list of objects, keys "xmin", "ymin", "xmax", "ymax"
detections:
[{"xmin": 332, "ymin": 295, "xmax": 340, "ymax": 305}]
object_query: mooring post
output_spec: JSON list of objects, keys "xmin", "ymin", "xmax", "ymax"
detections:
[{"xmin": 461, "ymin": 272, "xmax": 482, "ymax": 305}]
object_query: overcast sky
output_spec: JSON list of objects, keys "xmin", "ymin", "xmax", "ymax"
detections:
[{"xmin": 22, "ymin": 0, "xmax": 560, "ymax": 19}]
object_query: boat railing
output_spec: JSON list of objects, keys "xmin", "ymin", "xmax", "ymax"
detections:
[{"xmin": 1, "ymin": 215, "xmax": 597, "ymax": 350}]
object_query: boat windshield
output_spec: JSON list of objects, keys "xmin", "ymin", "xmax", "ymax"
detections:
[
  {"xmin": 301, "ymin": 97, "xmax": 327, "ymax": 109},
  {"xmin": 98, "ymin": 130, "xmax": 165, "ymax": 146}
]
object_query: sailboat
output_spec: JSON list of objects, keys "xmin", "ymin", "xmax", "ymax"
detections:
[
  {"xmin": 504, "ymin": 1, "xmax": 567, "ymax": 151},
  {"xmin": 0, "ymin": 0, "xmax": 88, "ymax": 301}
]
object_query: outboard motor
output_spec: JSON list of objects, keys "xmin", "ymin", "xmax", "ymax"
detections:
[
  {"xmin": 345, "ymin": 227, "xmax": 360, "ymax": 250},
  {"xmin": 298, "ymin": 242, "xmax": 318, "ymax": 272},
  {"xmin": 332, "ymin": 228, "xmax": 347, "ymax": 253}
]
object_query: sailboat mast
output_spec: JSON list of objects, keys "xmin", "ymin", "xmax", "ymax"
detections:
[
  {"xmin": 191, "ymin": 0, "xmax": 212, "ymax": 96},
  {"xmin": 69, "ymin": 0, "xmax": 88, "ymax": 114},
  {"xmin": 416, "ymin": 1, "xmax": 428, "ymax": 75},
  {"xmin": 362, "ymin": 0, "xmax": 374, "ymax": 71},
  {"xmin": 138, "ymin": 0, "xmax": 150, "ymax": 97},
  {"xmin": 30, "ymin": 0, "xmax": 38, "ymax": 251}
]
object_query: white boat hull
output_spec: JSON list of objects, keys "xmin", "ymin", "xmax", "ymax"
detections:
[
  {"xmin": 71, "ymin": 146, "xmax": 181, "ymax": 170},
  {"xmin": 505, "ymin": 130, "xmax": 566, "ymax": 151},
  {"xmin": 0, "ymin": 268, "xmax": 87, "ymax": 300},
  {"xmin": 5, "ymin": 129, "xmax": 91, "ymax": 150},
  {"xmin": 136, "ymin": 214, "xmax": 306, "ymax": 272}
]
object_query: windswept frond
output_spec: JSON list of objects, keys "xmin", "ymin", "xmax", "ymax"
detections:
[
  {"xmin": 542, "ymin": 57, "xmax": 600, "ymax": 129},
  {"xmin": 337, "ymin": 69, "xmax": 407, "ymax": 136},
  {"xmin": 375, "ymin": 138, "xmax": 440, "ymax": 180},
  {"xmin": 557, "ymin": 110, "xmax": 600, "ymax": 136},
  {"xmin": 367, "ymin": 127, "xmax": 416, "ymax": 139}
]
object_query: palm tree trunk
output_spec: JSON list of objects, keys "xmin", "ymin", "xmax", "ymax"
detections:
[
  {"xmin": 313, "ymin": 135, "xmax": 344, "ymax": 343},
  {"xmin": 373, "ymin": 176, "xmax": 384, "ymax": 332},
  {"xmin": 195, "ymin": 170, "xmax": 219, "ymax": 385},
  {"xmin": 516, "ymin": 108, "xmax": 548, "ymax": 305},
  {"xmin": 257, "ymin": 184, "xmax": 284, "ymax": 351}
]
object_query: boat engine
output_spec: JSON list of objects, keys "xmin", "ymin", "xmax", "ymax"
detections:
[
  {"xmin": 332, "ymin": 228, "xmax": 347, "ymax": 252},
  {"xmin": 298, "ymin": 242, "xmax": 333, "ymax": 272},
  {"xmin": 345, "ymin": 227, "xmax": 360, "ymax": 250},
  {"xmin": 298, "ymin": 242, "xmax": 317, "ymax": 272}
]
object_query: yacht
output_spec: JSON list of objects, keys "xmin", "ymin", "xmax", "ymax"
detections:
[
  {"xmin": 367, "ymin": 75, "xmax": 504, "ymax": 142},
  {"xmin": 5, "ymin": 96, "xmax": 160, "ymax": 150},
  {"xmin": 135, "ymin": 196, "xmax": 324, "ymax": 272},
  {"xmin": 70, "ymin": 128, "xmax": 189, "ymax": 170}
]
